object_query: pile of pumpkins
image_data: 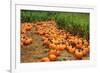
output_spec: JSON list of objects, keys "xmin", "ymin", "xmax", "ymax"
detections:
[
  {"xmin": 34, "ymin": 21, "xmax": 90, "ymax": 61},
  {"xmin": 41, "ymin": 49, "xmax": 60, "ymax": 62},
  {"xmin": 21, "ymin": 23, "xmax": 33, "ymax": 46}
]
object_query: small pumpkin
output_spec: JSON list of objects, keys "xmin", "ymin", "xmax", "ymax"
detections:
[
  {"xmin": 42, "ymin": 23, "xmax": 47, "ymax": 27},
  {"xmin": 24, "ymin": 38, "xmax": 32, "ymax": 45},
  {"xmin": 21, "ymin": 29, "xmax": 26, "ymax": 34},
  {"xmin": 38, "ymin": 30, "xmax": 44, "ymax": 35},
  {"xmin": 76, "ymin": 43, "xmax": 82, "ymax": 49},
  {"xmin": 55, "ymin": 45, "xmax": 60, "ymax": 50},
  {"xmin": 68, "ymin": 47, "xmax": 75, "ymax": 54},
  {"xmin": 21, "ymin": 37, "xmax": 26, "ymax": 43},
  {"xmin": 48, "ymin": 50, "xmax": 60, "ymax": 56},
  {"xmin": 51, "ymin": 38, "xmax": 58, "ymax": 44},
  {"xmin": 43, "ymin": 38, "xmax": 49, "ymax": 45},
  {"xmin": 41, "ymin": 57, "xmax": 50, "ymax": 62},
  {"xmin": 83, "ymin": 47, "xmax": 89, "ymax": 53},
  {"xmin": 25, "ymin": 23, "xmax": 32, "ymax": 31},
  {"xmin": 48, "ymin": 54, "xmax": 57, "ymax": 61},
  {"xmin": 57, "ymin": 44, "xmax": 66, "ymax": 51},
  {"xmin": 83, "ymin": 40, "xmax": 88, "ymax": 46},
  {"xmin": 44, "ymin": 33, "xmax": 49, "ymax": 38},
  {"xmin": 82, "ymin": 49, "xmax": 87, "ymax": 56},
  {"xmin": 42, "ymin": 36, "xmax": 47, "ymax": 40},
  {"xmin": 21, "ymin": 42, "xmax": 23, "ymax": 46},
  {"xmin": 48, "ymin": 43, "xmax": 56, "ymax": 49},
  {"xmin": 74, "ymin": 49, "xmax": 83, "ymax": 59},
  {"xmin": 65, "ymin": 42, "xmax": 69, "ymax": 46},
  {"xmin": 66, "ymin": 45, "xmax": 72, "ymax": 51}
]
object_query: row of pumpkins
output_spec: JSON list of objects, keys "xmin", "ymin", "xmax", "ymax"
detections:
[
  {"xmin": 21, "ymin": 23, "xmax": 33, "ymax": 46},
  {"xmin": 34, "ymin": 21, "xmax": 89, "ymax": 61}
]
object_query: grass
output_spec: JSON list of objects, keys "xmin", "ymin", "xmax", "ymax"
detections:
[{"xmin": 21, "ymin": 10, "xmax": 89, "ymax": 39}]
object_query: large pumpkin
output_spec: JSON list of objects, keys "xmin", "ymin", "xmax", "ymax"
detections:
[
  {"xmin": 48, "ymin": 54, "xmax": 57, "ymax": 61},
  {"xmin": 23, "ymin": 37, "xmax": 33, "ymax": 45},
  {"xmin": 48, "ymin": 50, "xmax": 60, "ymax": 56},
  {"xmin": 25, "ymin": 23, "xmax": 32, "ymax": 31},
  {"xmin": 74, "ymin": 49, "xmax": 83, "ymax": 59},
  {"xmin": 41, "ymin": 57, "xmax": 50, "ymax": 62}
]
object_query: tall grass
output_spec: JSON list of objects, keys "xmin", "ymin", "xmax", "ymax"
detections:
[{"xmin": 21, "ymin": 10, "xmax": 89, "ymax": 39}]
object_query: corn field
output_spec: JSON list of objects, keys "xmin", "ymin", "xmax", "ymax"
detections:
[{"xmin": 21, "ymin": 10, "xmax": 89, "ymax": 39}]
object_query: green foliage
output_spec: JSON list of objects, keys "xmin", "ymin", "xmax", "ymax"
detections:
[{"xmin": 21, "ymin": 10, "xmax": 89, "ymax": 39}]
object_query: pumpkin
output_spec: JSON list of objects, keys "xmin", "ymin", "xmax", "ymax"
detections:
[
  {"xmin": 76, "ymin": 43, "xmax": 82, "ymax": 49},
  {"xmin": 83, "ymin": 47, "xmax": 89, "ymax": 53},
  {"xmin": 21, "ymin": 34, "xmax": 25, "ymax": 38},
  {"xmin": 43, "ymin": 38, "xmax": 49, "ymax": 45},
  {"xmin": 82, "ymin": 49, "xmax": 87, "ymax": 56},
  {"xmin": 74, "ymin": 49, "xmax": 83, "ymax": 59},
  {"xmin": 38, "ymin": 30, "xmax": 44, "ymax": 35},
  {"xmin": 42, "ymin": 23, "xmax": 47, "ymax": 27},
  {"xmin": 25, "ymin": 23, "xmax": 32, "ymax": 31},
  {"xmin": 21, "ymin": 29, "xmax": 26, "ymax": 34},
  {"xmin": 62, "ymin": 44, "xmax": 66, "ymax": 49},
  {"xmin": 21, "ymin": 42, "xmax": 23, "ymax": 46},
  {"xmin": 24, "ymin": 38, "xmax": 32, "ymax": 45},
  {"xmin": 66, "ymin": 45, "xmax": 72, "ymax": 51},
  {"xmin": 21, "ymin": 36, "xmax": 26, "ymax": 43},
  {"xmin": 74, "ymin": 38, "xmax": 79, "ymax": 44},
  {"xmin": 41, "ymin": 57, "xmax": 50, "ymax": 62},
  {"xmin": 83, "ymin": 40, "xmax": 88, "ymax": 46},
  {"xmin": 48, "ymin": 50, "xmax": 60, "ymax": 56},
  {"xmin": 42, "ymin": 36, "xmax": 47, "ymax": 40},
  {"xmin": 48, "ymin": 43, "xmax": 56, "ymax": 49},
  {"xmin": 68, "ymin": 47, "xmax": 75, "ymax": 54},
  {"xmin": 44, "ymin": 33, "xmax": 49, "ymax": 38},
  {"xmin": 57, "ymin": 44, "xmax": 66, "ymax": 51},
  {"xmin": 48, "ymin": 54, "xmax": 57, "ymax": 61},
  {"xmin": 51, "ymin": 38, "xmax": 58, "ymax": 44},
  {"xmin": 65, "ymin": 42, "xmax": 69, "ymax": 46}
]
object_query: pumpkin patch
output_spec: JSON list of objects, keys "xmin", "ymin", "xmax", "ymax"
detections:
[{"xmin": 21, "ymin": 21, "xmax": 89, "ymax": 63}]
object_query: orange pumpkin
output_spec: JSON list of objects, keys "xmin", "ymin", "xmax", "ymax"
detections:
[
  {"xmin": 76, "ymin": 43, "xmax": 82, "ymax": 49},
  {"xmin": 42, "ymin": 36, "xmax": 47, "ymax": 40},
  {"xmin": 51, "ymin": 39, "xmax": 58, "ymax": 44},
  {"xmin": 21, "ymin": 37, "xmax": 26, "ymax": 43},
  {"xmin": 57, "ymin": 44, "xmax": 66, "ymax": 51},
  {"xmin": 48, "ymin": 54, "xmax": 57, "ymax": 61},
  {"xmin": 21, "ymin": 42, "xmax": 23, "ymax": 46},
  {"xmin": 68, "ymin": 47, "xmax": 75, "ymax": 54},
  {"xmin": 83, "ymin": 47, "xmax": 89, "ymax": 53},
  {"xmin": 62, "ymin": 44, "xmax": 66, "ymax": 49},
  {"xmin": 41, "ymin": 57, "xmax": 50, "ymax": 62},
  {"xmin": 42, "ymin": 23, "xmax": 47, "ymax": 27},
  {"xmin": 24, "ymin": 38, "xmax": 32, "ymax": 45},
  {"xmin": 44, "ymin": 33, "xmax": 49, "ymax": 38},
  {"xmin": 65, "ymin": 42, "xmax": 69, "ymax": 46},
  {"xmin": 74, "ymin": 49, "xmax": 83, "ymax": 59},
  {"xmin": 38, "ymin": 30, "xmax": 44, "ymax": 35},
  {"xmin": 48, "ymin": 43, "xmax": 56, "ymax": 49},
  {"xmin": 48, "ymin": 50, "xmax": 60, "ymax": 56},
  {"xmin": 74, "ymin": 38, "xmax": 79, "ymax": 44},
  {"xmin": 83, "ymin": 40, "xmax": 88, "ymax": 46},
  {"xmin": 43, "ymin": 38, "xmax": 49, "ymax": 45},
  {"xmin": 21, "ymin": 29, "xmax": 26, "ymax": 34},
  {"xmin": 25, "ymin": 23, "xmax": 32, "ymax": 31},
  {"xmin": 66, "ymin": 45, "xmax": 72, "ymax": 51},
  {"xmin": 21, "ymin": 34, "xmax": 25, "ymax": 38},
  {"xmin": 82, "ymin": 49, "xmax": 87, "ymax": 56}
]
